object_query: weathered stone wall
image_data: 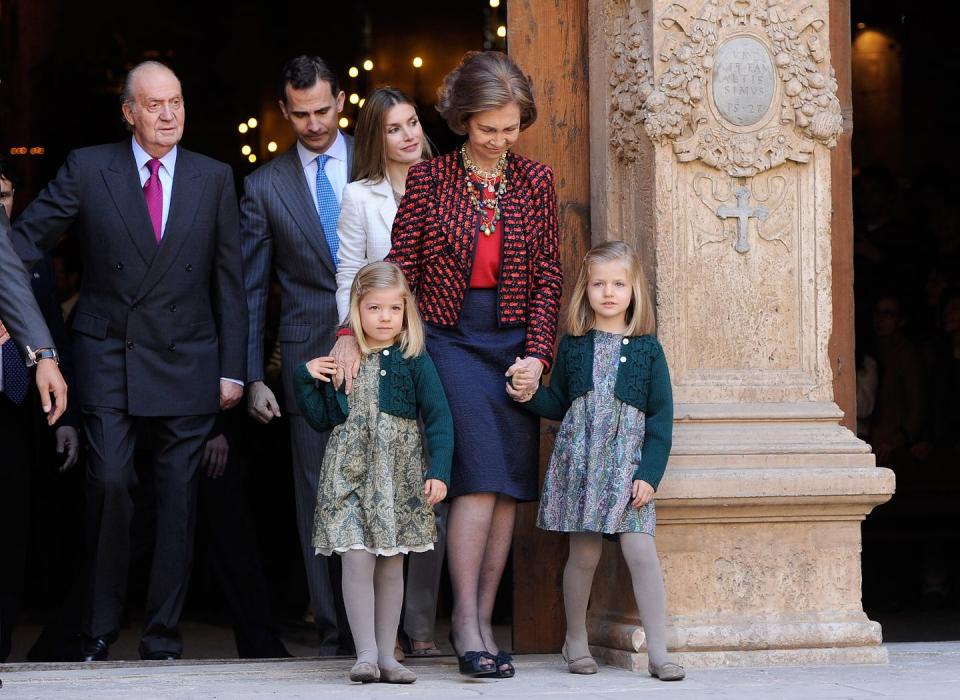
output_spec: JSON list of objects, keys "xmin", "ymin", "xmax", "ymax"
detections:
[{"xmin": 587, "ymin": 0, "xmax": 894, "ymax": 669}]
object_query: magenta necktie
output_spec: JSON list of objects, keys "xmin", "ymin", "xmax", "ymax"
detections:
[{"xmin": 143, "ymin": 158, "xmax": 163, "ymax": 243}]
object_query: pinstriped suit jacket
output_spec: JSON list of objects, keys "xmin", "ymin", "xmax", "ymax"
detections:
[{"xmin": 240, "ymin": 137, "xmax": 354, "ymax": 413}]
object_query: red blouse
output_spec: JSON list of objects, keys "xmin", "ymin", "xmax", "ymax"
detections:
[
  {"xmin": 469, "ymin": 173, "xmax": 502, "ymax": 288},
  {"xmin": 386, "ymin": 150, "xmax": 563, "ymax": 370}
]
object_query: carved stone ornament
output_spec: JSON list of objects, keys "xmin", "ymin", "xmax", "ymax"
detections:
[
  {"xmin": 609, "ymin": 3, "xmax": 656, "ymax": 159},
  {"xmin": 610, "ymin": 0, "xmax": 844, "ymax": 177}
]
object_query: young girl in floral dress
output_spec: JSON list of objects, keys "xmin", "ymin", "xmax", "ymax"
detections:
[
  {"xmin": 294, "ymin": 262, "xmax": 452, "ymax": 684},
  {"xmin": 509, "ymin": 241, "xmax": 684, "ymax": 682}
]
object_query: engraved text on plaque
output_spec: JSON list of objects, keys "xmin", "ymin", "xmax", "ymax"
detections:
[{"xmin": 712, "ymin": 36, "xmax": 775, "ymax": 127}]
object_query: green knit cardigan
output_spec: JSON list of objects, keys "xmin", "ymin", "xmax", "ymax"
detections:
[
  {"xmin": 522, "ymin": 331, "xmax": 674, "ymax": 490},
  {"xmin": 292, "ymin": 345, "xmax": 454, "ymax": 485}
]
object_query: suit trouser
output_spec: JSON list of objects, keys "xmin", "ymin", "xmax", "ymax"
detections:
[
  {"xmin": 198, "ymin": 430, "xmax": 287, "ymax": 658},
  {"xmin": 403, "ymin": 501, "xmax": 449, "ymax": 642},
  {"xmin": 0, "ymin": 394, "xmax": 37, "ymax": 662},
  {"xmin": 82, "ymin": 407, "xmax": 213, "ymax": 656},
  {"xmin": 288, "ymin": 415, "xmax": 350, "ymax": 653}
]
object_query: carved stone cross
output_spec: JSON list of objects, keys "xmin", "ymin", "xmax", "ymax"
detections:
[{"xmin": 716, "ymin": 186, "xmax": 769, "ymax": 253}]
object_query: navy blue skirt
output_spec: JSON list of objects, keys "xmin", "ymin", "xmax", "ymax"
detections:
[{"xmin": 425, "ymin": 289, "xmax": 540, "ymax": 501}]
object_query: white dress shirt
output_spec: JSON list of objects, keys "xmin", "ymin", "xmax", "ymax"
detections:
[
  {"xmin": 297, "ymin": 131, "xmax": 348, "ymax": 211},
  {"xmin": 132, "ymin": 137, "xmax": 177, "ymax": 237}
]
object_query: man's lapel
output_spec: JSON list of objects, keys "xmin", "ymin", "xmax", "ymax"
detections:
[
  {"xmin": 273, "ymin": 148, "xmax": 336, "ymax": 276},
  {"xmin": 100, "ymin": 143, "xmax": 159, "ymax": 268},
  {"xmin": 133, "ymin": 148, "xmax": 206, "ymax": 303}
]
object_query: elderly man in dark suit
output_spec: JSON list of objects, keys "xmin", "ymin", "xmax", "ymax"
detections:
[
  {"xmin": 240, "ymin": 55, "xmax": 352, "ymax": 655},
  {"xmin": 11, "ymin": 61, "xmax": 247, "ymax": 661}
]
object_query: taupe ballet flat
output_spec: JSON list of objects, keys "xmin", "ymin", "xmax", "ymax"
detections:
[
  {"xmin": 349, "ymin": 661, "xmax": 380, "ymax": 683},
  {"xmin": 561, "ymin": 643, "xmax": 598, "ymax": 675},
  {"xmin": 379, "ymin": 665, "xmax": 417, "ymax": 684},
  {"xmin": 648, "ymin": 661, "xmax": 685, "ymax": 681}
]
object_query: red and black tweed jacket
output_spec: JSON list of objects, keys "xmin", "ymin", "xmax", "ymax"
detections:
[{"xmin": 386, "ymin": 149, "xmax": 563, "ymax": 370}]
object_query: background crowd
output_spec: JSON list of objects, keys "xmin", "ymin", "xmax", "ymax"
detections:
[{"xmin": 855, "ymin": 165, "xmax": 960, "ymax": 615}]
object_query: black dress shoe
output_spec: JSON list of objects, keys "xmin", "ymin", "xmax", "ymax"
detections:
[
  {"xmin": 80, "ymin": 636, "xmax": 111, "ymax": 662},
  {"xmin": 140, "ymin": 650, "xmax": 179, "ymax": 661}
]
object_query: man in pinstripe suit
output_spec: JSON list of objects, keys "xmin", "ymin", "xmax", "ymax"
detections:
[{"xmin": 240, "ymin": 55, "xmax": 353, "ymax": 655}]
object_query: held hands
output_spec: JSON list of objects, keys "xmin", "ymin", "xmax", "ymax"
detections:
[
  {"xmin": 505, "ymin": 380, "xmax": 533, "ymax": 402},
  {"xmin": 35, "ymin": 358, "xmax": 67, "ymax": 426},
  {"xmin": 631, "ymin": 479, "xmax": 654, "ymax": 508},
  {"xmin": 306, "ymin": 355, "xmax": 338, "ymax": 382},
  {"xmin": 220, "ymin": 379, "xmax": 243, "ymax": 411},
  {"xmin": 505, "ymin": 356, "xmax": 543, "ymax": 403},
  {"xmin": 424, "ymin": 479, "xmax": 448, "ymax": 506},
  {"xmin": 330, "ymin": 335, "xmax": 362, "ymax": 394}
]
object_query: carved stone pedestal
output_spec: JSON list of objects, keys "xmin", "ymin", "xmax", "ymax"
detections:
[
  {"xmin": 588, "ymin": 402, "xmax": 894, "ymax": 669},
  {"xmin": 587, "ymin": 0, "xmax": 895, "ymax": 669}
]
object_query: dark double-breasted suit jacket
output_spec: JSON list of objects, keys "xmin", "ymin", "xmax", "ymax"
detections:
[{"xmin": 12, "ymin": 140, "xmax": 247, "ymax": 416}]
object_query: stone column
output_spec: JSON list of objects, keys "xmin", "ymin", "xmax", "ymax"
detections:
[{"xmin": 587, "ymin": 0, "xmax": 895, "ymax": 669}]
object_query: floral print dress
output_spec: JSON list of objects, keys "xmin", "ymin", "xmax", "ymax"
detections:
[
  {"xmin": 312, "ymin": 353, "xmax": 437, "ymax": 556},
  {"xmin": 537, "ymin": 331, "xmax": 656, "ymax": 535}
]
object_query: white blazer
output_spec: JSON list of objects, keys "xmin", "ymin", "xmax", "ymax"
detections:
[{"xmin": 335, "ymin": 177, "xmax": 398, "ymax": 322}]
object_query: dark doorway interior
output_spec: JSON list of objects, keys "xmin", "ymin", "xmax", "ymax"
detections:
[{"xmin": 850, "ymin": 0, "xmax": 960, "ymax": 641}]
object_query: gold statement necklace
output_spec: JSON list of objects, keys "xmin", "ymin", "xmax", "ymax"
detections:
[{"xmin": 461, "ymin": 144, "xmax": 507, "ymax": 237}]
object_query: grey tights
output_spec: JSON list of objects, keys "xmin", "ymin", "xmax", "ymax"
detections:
[
  {"xmin": 563, "ymin": 532, "xmax": 669, "ymax": 666},
  {"xmin": 340, "ymin": 550, "xmax": 405, "ymax": 670}
]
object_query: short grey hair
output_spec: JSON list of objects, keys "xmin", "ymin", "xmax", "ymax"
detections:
[
  {"xmin": 120, "ymin": 61, "xmax": 179, "ymax": 131},
  {"xmin": 121, "ymin": 60, "xmax": 178, "ymax": 107},
  {"xmin": 436, "ymin": 51, "xmax": 537, "ymax": 135}
]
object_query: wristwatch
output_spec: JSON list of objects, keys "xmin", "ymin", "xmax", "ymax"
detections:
[{"xmin": 25, "ymin": 346, "xmax": 60, "ymax": 366}]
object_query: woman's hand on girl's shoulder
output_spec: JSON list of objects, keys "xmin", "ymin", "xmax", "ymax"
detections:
[
  {"xmin": 424, "ymin": 479, "xmax": 448, "ymax": 506},
  {"xmin": 306, "ymin": 356, "xmax": 338, "ymax": 382},
  {"xmin": 330, "ymin": 335, "xmax": 362, "ymax": 393},
  {"xmin": 631, "ymin": 480, "xmax": 654, "ymax": 508}
]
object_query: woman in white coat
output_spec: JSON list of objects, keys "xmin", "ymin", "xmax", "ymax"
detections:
[
  {"xmin": 334, "ymin": 87, "xmax": 444, "ymax": 658},
  {"xmin": 335, "ymin": 87, "xmax": 433, "ymax": 321}
]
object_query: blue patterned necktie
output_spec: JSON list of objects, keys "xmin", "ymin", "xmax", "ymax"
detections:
[
  {"xmin": 314, "ymin": 154, "xmax": 340, "ymax": 268},
  {"xmin": 1, "ymin": 338, "xmax": 29, "ymax": 405}
]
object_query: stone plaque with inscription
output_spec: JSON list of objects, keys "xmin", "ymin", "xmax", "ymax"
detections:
[{"xmin": 712, "ymin": 36, "xmax": 775, "ymax": 127}]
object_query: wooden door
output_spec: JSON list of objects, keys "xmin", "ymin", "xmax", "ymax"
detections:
[
  {"xmin": 829, "ymin": 0, "xmax": 856, "ymax": 431},
  {"xmin": 509, "ymin": 0, "xmax": 591, "ymax": 653}
]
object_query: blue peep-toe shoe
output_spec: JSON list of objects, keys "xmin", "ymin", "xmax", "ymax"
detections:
[
  {"xmin": 448, "ymin": 632, "xmax": 496, "ymax": 676},
  {"xmin": 492, "ymin": 650, "xmax": 515, "ymax": 678}
]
